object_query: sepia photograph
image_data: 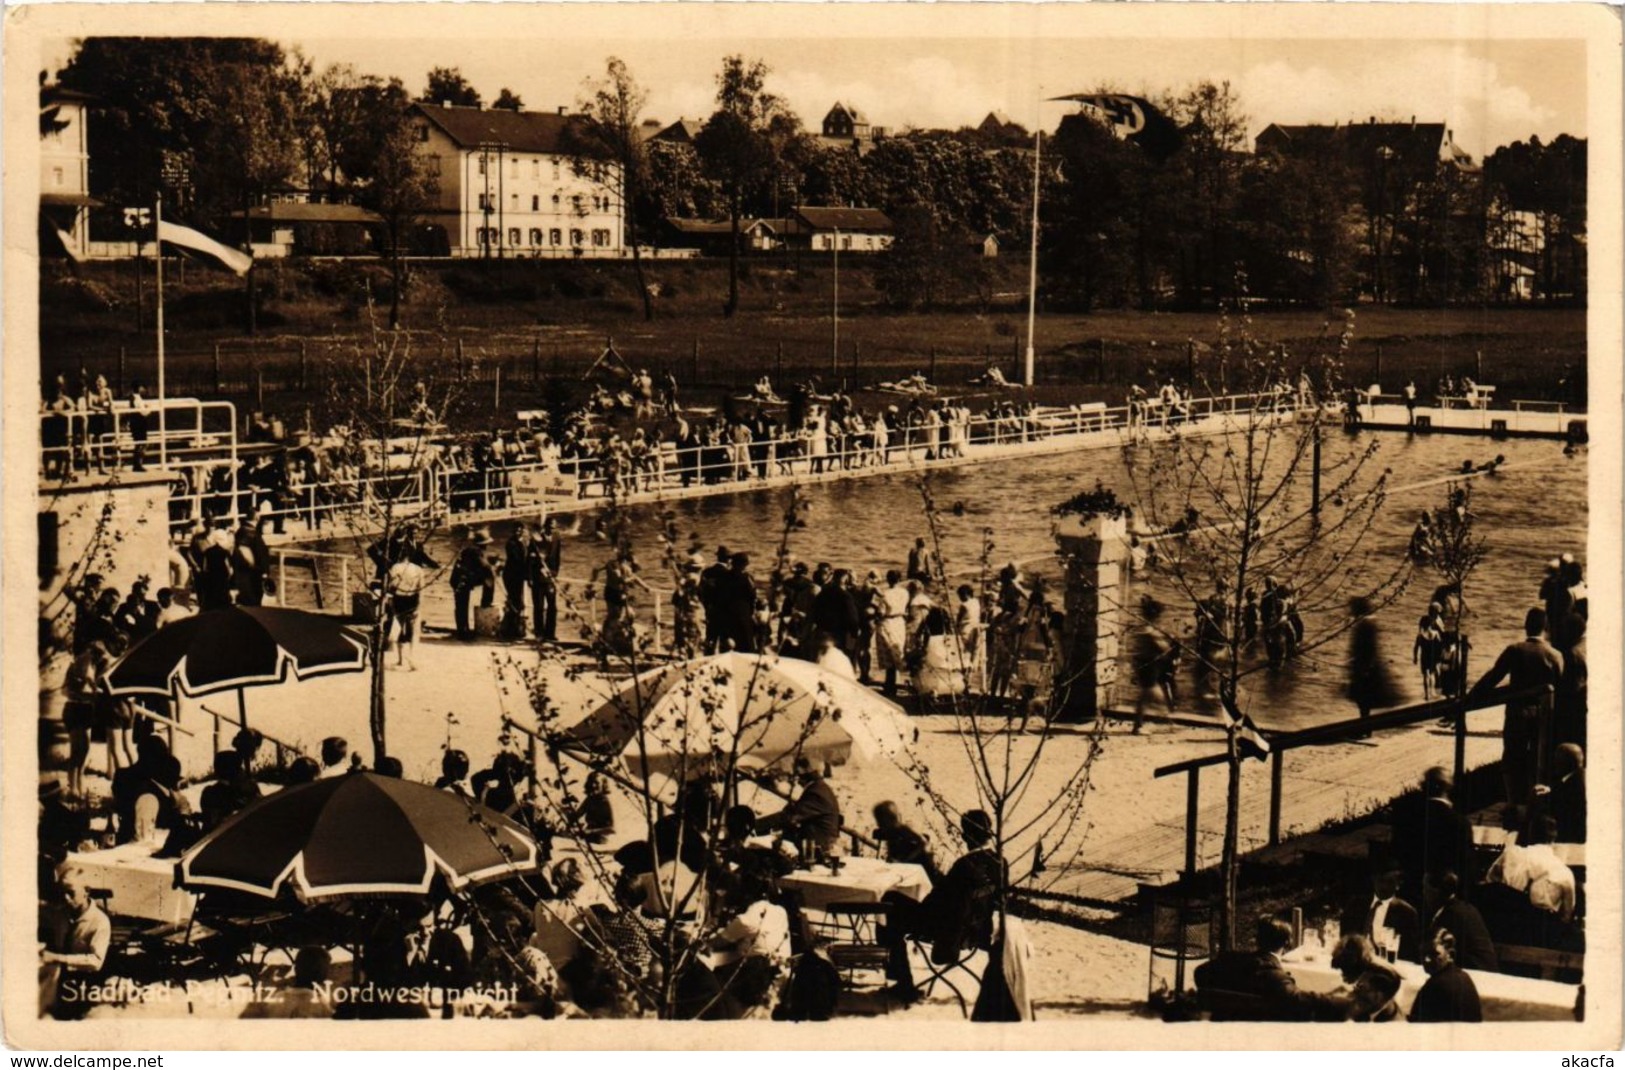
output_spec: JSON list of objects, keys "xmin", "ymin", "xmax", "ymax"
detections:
[{"xmin": 3, "ymin": 1, "xmax": 1620, "ymax": 1052}]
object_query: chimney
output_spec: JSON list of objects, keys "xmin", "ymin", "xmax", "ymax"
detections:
[
  {"xmin": 558, "ymin": 106, "xmax": 567, "ymax": 116},
  {"xmin": 1410, "ymin": 115, "xmax": 1416, "ymax": 129}
]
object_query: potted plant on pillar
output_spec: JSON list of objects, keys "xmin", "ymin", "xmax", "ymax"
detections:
[{"xmin": 1051, "ymin": 482, "xmax": 1132, "ymax": 721}]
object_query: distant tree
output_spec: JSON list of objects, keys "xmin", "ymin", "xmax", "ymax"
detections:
[
  {"xmin": 57, "ymin": 37, "xmax": 293, "ymax": 216},
  {"xmin": 1237, "ymin": 142, "xmax": 1360, "ymax": 307},
  {"xmin": 573, "ymin": 58, "xmax": 654, "ymax": 320},
  {"xmin": 797, "ymin": 144, "xmax": 872, "ymax": 210},
  {"xmin": 873, "ymin": 205, "xmax": 994, "ymax": 311},
  {"xmin": 422, "ymin": 66, "xmax": 481, "ymax": 107},
  {"xmin": 694, "ymin": 56, "xmax": 798, "ymax": 317},
  {"xmin": 644, "ymin": 141, "xmax": 724, "ymax": 223},
  {"xmin": 358, "ymin": 102, "xmax": 439, "ymax": 329},
  {"xmin": 1167, "ymin": 81, "xmax": 1248, "ymax": 308},
  {"xmin": 1485, "ymin": 135, "xmax": 1587, "ymax": 303},
  {"xmin": 492, "ymin": 87, "xmax": 524, "ymax": 112},
  {"xmin": 1046, "ymin": 112, "xmax": 1140, "ymax": 311}
]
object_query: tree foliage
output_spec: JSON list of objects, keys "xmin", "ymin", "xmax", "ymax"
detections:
[
  {"xmin": 694, "ymin": 56, "xmax": 799, "ymax": 317},
  {"xmin": 573, "ymin": 58, "xmax": 655, "ymax": 320},
  {"xmin": 422, "ymin": 66, "xmax": 481, "ymax": 107},
  {"xmin": 58, "ymin": 37, "xmax": 302, "ymax": 224}
]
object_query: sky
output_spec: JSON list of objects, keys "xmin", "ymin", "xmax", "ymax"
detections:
[{"xmin": 40, "ymin": 8, "xmax": 1590, "ymax": 162}]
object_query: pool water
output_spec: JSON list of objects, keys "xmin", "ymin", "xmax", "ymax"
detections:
[{"xmin": 387, "ymin": 430, "xmax": 1587, "ymax": 733}]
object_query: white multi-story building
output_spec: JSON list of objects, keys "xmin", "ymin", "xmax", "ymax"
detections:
[
  {"xmin": 40, "ymin": 86, "xmax": 96, "ymax": 260},
  {"xmin": 411, "ymin": 101, "xmax": 624, "ymax": 258}
]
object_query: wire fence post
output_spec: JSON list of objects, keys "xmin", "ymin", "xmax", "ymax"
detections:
[
  {"xmin": 213, "ymin": 342, "xmax": 222, "ymax": 394},
  {"xmin": 692, "ymin": 337, "xmax": 700, "ymax": 385},
  {"xmin": 300, "ymin": 341, "xmax": 309, "ymax": 391},
  {"xmin": 929, "ymin": 346, "xmax": 936, "ymax": 382},
  {"xmin": 255, "ymin": 367, "xmax": 264, "ymax": 411},
  {"xmin": 117, "ymin": 346, "xmax": 127, "ymax": 394},
  {"xmin": 533, "ymin": 335, "xmax": 542, "ymax": 384}
]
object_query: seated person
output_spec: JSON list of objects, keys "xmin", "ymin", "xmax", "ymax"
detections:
[
  {"xmin": 755, "ymin": 756, "xmax": 843, "ymax": 858},
  {"xmin": 872, "ymin": 801, "xmax": 939, "ymax": 884},
  {"xmin": 880, "ymin": 809, "xmax": 1003, "ymax": 1004},
  {"xmin": 198, "ymin": 750, "xmax": 261, "ymax": 832},
  {"xmin": 1322, "ymin": 935, "xmax": 1404, "ymax": 1022},
  {"xmin": 1194, "ymin": 916, "xmax": 1322, "ymax": 1022},
  {"xmin": 1487, "ymin": 814, "xmax": 1577, "ymax": 922},
  {"xmin": 1427, "ymin": 871, "xmax": 1498, "ymax": 972},
  {"xmin": 1531, "ymin": 743, "xmax": 1586, "ymax": 844},
  {"xmin": 531, "ymin": 858, "xmax": 589, "ymax": 985},
  {"xmin": 242, "ymin": 946, "xmax": 335, "ymax": 1019},
  {"xmin": 707, "ymin": 870, "xmax": 792, "ymax": 1019},
  {"xmin": 435, "ymin": 749, "xmax": 471, "ymax": 796},
  {"xmin": 573, "ymin": 773, "xmax": 616, "ymax": 844},
  {"xmin": 39, "ymin": 864, "xmax": 112, "ymax": 1020},
  {"xmin": 1340, "ymin": 856, "xmax": 1423, "ymax": 963},
  {"xmin": 632, "ymin": 823, "xmax": 704, "ymax": 922},
  {"xmin": 1408, "ymin": 931, "xmax": 1482, "ymax": 1023}
]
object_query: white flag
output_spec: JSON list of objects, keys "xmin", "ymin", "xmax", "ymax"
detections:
[{"xmin": 157, "ymin": 219, "xmax": 252, "ymax": 276}]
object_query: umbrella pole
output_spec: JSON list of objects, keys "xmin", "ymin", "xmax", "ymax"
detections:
[{"xmin": 238, "ymin": 688, "xmax": 249, "ymax": 733}]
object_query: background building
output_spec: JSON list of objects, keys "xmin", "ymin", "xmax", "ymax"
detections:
[{"xmin": 411, "ymin": 102, "xmax": 624, "ymax": 258}]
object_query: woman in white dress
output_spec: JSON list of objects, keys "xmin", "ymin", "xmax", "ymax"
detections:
[
  {"xmin": 912, "ymin": 605, "xmax": 967, "ymax": 701},
  {"xmin": 808, "ymin": 410, "xmax": 829, "ymax": 474},
  {"xmin": 954, "ymin": 583, "xmax": 985, "ymax": 692}
]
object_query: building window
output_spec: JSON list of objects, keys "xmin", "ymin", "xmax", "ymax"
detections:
[
  {"xmin": 552, "ymin": 194, "xmax": 561, "ymax": 207},
  {"xmin": 52, "ymin": 167, "xmax": 63, "ymax": 187},
  {"xmin": 509, "ymin": 227, "xmax": 521, "ymax": 246},
  {"xmin": 532, "ymin": 159, "xmax": 540, "ymax": 179},
  {"xmin": 478, "ymin": 193, "xmax": 490, "ymax": 210},
  {"xmin": 570, "ymin": 229, "xmax": 584, "ymax": 246},
  {"xmin": 415, "ymin": 124, "xmax": 430, "ymax": 142},
  {"xmin": 552, "ymin": 160, "xmax": 560, "ymax": 180},
  {"xmin": 592, "ymin": 228, "xmax": 610, "ymax": 247},
  {"xmin": 427, "ymin": 155, "xmax": 443, "ymax": 175},
  {"xmin": 511, "ymin": 192, "xmax": 520, "ymax": 210},
  {"xmin": 842, "ymin": 235, "xmax": 853, "ymax": 251},
  {"xmin": 572, "ymin": 194, "xmax": 584, "ymax": 214},
  {"xmin": 477, "ymin": 156, "xmax": 486, "ymax": 175},
  {"xmin": 549, "ymin": 228, "xmax": 562, "ymax": 246},
  {"xmin": 512, "ymin": 158, "xmax": 520, "ymax": 178},
  {"xmin": 531, "ymin": 195, "xmax": 539, "ymax": 211},
  {"xmin": 529, "ymin": 228, "xmax": 543, "ymax": 245}
]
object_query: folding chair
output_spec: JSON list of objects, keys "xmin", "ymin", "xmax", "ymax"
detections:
[{"xmin": 813, "ymin": 902, "xmax": 893, "ymax": 989}]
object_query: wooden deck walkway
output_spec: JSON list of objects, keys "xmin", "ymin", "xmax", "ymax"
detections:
[{"xmin": 1046, "ymin": 722, "xmax": 1502, "ymax": 904}]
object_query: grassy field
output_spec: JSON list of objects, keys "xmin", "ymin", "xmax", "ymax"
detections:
[{"xmin": 38, "ymin": 257, "xmax": 1587, "ymax": 432}]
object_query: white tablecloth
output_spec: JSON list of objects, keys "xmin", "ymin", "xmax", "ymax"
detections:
[
  {"xmin": 1282, "ymin": 950, "xmax": 1579, "ymax": 1021},
  {"xmin": 66, "ymin": 844, "xmax": 196, "ymax": 925},
  {"xmin": 779, "ymin": 857, "xmax": 931, "ymax": 912}
]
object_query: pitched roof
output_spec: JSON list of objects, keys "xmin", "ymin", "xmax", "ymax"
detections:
[
  {"xmin": 792, "ymin": 206, "xmax": 893, "ymax": 232},
  {"xmin": 663, "ymin": 217, "xmax": 736, "ymax": 235},
  {"xmin": 649, "ymin": 118, "xmax": 703, "ymax": 145},
  {"xmin": 827, "ymin": 102, "xmax": 869, "ymax": 124},
  {"xmin": 413, "ymin": 103, "xmax": 595, "ymax": 156}
]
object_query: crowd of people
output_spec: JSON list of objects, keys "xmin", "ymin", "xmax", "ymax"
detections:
[{"xmin": 40, "ymin": 712, "xmax": 1008, "ymax": 1022}]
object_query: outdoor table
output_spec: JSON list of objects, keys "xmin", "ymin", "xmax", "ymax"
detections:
[
  {"xmin": 779, "ymin": 856, "xmax": 930, "ymax": 912},
  {"xmin": 1281, "ymin": 949, "xmax": 1579, "ymax": 1021},
  {"xmin": 66, "ymin": 843, "xmax": 195, "ymax": 925}
]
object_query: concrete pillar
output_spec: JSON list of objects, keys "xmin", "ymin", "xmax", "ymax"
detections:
[{"xmin": 1054, "ymin": 512, "xmax": 1131, "ymax": 721}]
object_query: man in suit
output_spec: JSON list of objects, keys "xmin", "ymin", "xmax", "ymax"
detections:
[
  {"xmin": 1341, "ymin": 856, "xmax": 1424, "ymax": 964},
  {"xmin": 1193, "ymin": 916, "xmax": 1324, "ymax": 1021},
  {"xmin": 1427, "ymin": 871, "xmax": 1498, "ymax": 972},
  {"xmin": 1468, "ymin": 607, "xmax": 1564, "ymax": 813},
  {"xmin": 757, "ymin": 756, "xmax": 842, "ymax": 855},
  {"xmin": 1391, "ymin": 765, "xmax": 1474, "ymax": 913},
  {"xmin": 881, "ymin": 809, "xmax": 1004, "ymax": 1005},
  {"xmin": 1408, "ymin": 930, "xmax": 1482, "ymax": 1023},
  {"xmin": 528, "ymin": 518, "xmax": 563, "ymax": 642},
  {"xmin": 449, "ymin": 530, "xmax": 494, "ymax": 640},
  {"xmin": 502, "ymin": 526, "xmax": 531, "ymax": 633}
]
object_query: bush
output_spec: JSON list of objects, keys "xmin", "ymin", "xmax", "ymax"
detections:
[{"xmin": 43, "ymin": 275, "xmax": 121, "ymax": 314}]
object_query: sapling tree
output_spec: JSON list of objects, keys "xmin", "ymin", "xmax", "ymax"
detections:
[{"xmin": 1115, "ymin": 296, "xmax": 1410, "ymax": 949}]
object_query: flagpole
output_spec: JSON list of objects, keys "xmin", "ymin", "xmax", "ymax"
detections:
[
  {"xmin": 1023, "ymin": 130, "xmax": 1041, "ymax": 388},
  {"xmin": 155, "ymin": 196, "xmax": 165, "ymax": 468}
]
